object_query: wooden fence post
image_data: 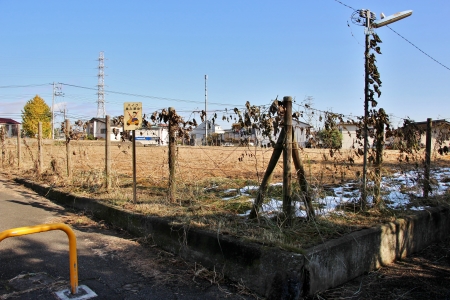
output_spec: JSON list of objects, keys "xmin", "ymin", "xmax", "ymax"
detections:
[
  {"xmin": 105, "ymin": 115, "xmax": 111, "ymax": 190},
  {"xmin": 282, "ymin": 96, "xmax": 293, "ymax": 224},
  {"xmin": 423, "ymin": 118, "xmax": 432, "ymax": 198},
  {"xmin": 0, "ymin": 127, "xmax": 4, "ymax": 168},
  {"xmin": 292, "ymin": 132, "xmax": 315, "ymax": 220},
  {"xmin": 249, "ymin": 129, "xmax": 286, "ymax": 219},
  {"xmin": 38, "ymin": 122, "xmax": 43, "ymax": 174},
  {"xmin": 168, "ymin": 107, "xmax": 176, "ymax": 202},
  {"xmin": 65, "ymin": 119, "xmax": 72, "ymax": 178},
  {"xmin": 17, "ymin": 124, "xmax": 21, "ymax": 169},
  {"xmin": 374, "ymin": 110, "xmax": 385, "ymax": 208}
]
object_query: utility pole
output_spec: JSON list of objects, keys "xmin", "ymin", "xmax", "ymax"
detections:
[
  {"xmin": 204, "ymin": 75, "xmax": 208, "ymax": 146},
  {"xmin": 97, "ymin": 51, "xmax": 106, "ymax": 118},
  {"xmin": 360, "ymin": 8, "xmax": 412, "ymax": 208},
  {"xmin": 361, "ymin": 9, "xmax": 371, "ymax": 208}
]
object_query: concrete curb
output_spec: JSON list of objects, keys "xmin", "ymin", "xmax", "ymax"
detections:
[
  {"xmin": 14, "ymin": 178, "xmax": 450, "ymax": 299},
  {"xmin": 304, "ymin": 206, "xmax": 450, "ymax": 294},
  {"xmin": 14, "ymin": 179, "xmax": 305, "ymax": 299}
]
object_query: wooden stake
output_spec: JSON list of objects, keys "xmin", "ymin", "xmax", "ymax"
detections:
[
  {"xmin": 168, "ymin": 107, "xmax": 176, "ymax": 202},
  {"xmin": 17, "ymin": 124, "xmax": 21, "ymax": 169},
  {"xmin": 424, "ymin": 118, "xmax": 432, "ymax": 198},
  {"xmin": 282, "ymin": 96, "xmax": 293, "ymax": 223},
  {"xmin": 292, "ymin": 132, "xmax": 315, "ymax": 220},
  {"xmin": 249, "ymin": 129, "xmax": 285, "ymax": 219},
  {"xmin": 38, "ymin": 122, "xmax": 43, "ymax": 174},
  {"xmin": 65, "ymin": 119, "xmax": 72, "ymax": 178},
  {"xmin": 105, "ymin": 115, "xmax": 111, "ymax": 191},
  {"xmin": 374, "ymin": 111, "xmax": 385, "ymax": 208}
]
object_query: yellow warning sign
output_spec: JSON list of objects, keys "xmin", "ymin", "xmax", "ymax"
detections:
[{"xmin": 124, "ymin": 102, "xmax": 143, "ymax": 130}]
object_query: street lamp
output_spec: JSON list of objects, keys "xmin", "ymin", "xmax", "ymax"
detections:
[{"xmin": 357, "ymin": 9, "xmax": 413, "ymax": 207}]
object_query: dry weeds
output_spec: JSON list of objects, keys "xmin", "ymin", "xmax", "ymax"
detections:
[{"xmin": 2, "ymin": 138, "xmax": 450, "ymax": 250}]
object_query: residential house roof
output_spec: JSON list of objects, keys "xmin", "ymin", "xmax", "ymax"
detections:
[
  {"xmin": 407, "ymin": 119, "xmax": 450, "ymax": 128},
  {"xmin": 0, "ymin": 118, "xmax": 20, "ymax": 124}
]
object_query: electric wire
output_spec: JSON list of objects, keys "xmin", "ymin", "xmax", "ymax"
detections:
[
  {"xmin": 331, "ymin": 0, "xmax": 450, "ymax": 72},
  {"xmin": 386, "ymin": 25, "xmax": 450, "ymax": 71},
  {"xmin": 58, "ymin": 82, "xmax": 244, "ymax": 107}
]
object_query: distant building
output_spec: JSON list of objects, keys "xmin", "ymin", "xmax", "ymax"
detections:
[
  {"xmin": 87, "ymin": 118, "xmax": 123, "ymax": 140},
  {"xmin": 0, "ymin": 118, "xmax": 21, "ymax": 138},
  {"xmin": 259, "ymin": 120, "xmax": 312, "ymax": 148},
  {"xmin": 190, "ymin": 121, "xmax": 225, "ymax": 145},
  {"xmin": 402, "ymin": 119, "xmax": 450, "ymax": 148},
  {"xmin": 134, "ymin": 124, "xmax": 169, "ymax": 146},
  {"xmin": 338, "ymin": 123, "xmax": 375, "ymax": 150},
  {"xmin": 222, "ymin": 121, "xmax": 312, "ymax": 147}
]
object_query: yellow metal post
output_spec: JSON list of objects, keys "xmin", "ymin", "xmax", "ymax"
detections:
[{"xmin": 0, "ymin": 223, "xmax": 78, "ymax": 294}]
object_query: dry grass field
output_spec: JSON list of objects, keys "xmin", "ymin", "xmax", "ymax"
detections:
[{"xmin": 1, "ymin": 138, "xmax": 450, "ymax": 249}]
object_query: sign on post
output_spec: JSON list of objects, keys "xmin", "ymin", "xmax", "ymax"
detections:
[{"xmin": 124, "ymin": 102, "xmax": 143, "ymax": 130}]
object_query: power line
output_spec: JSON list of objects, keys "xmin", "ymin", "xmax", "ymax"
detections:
[
  {"xmin": 58, "ymin": 82, "xmax": 245, "ymax": 107},
  {"xmin": 332, "ymin": 0, "xmax": 355, "ymax": 11},
  {"xmin": 0, "ymin": 84, "xmax": 51, "ymax": 88},
  {"xmin": 386, "ymin": 25, "xmax": 450, "ymax": 72},
  {"xmin": 330, "ymin": 0, "xmax": 450, "ymax": 72}
]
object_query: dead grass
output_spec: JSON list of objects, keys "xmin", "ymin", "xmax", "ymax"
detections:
[{"xmin": 2, "ymin": 138, "xmax": 450, "ymax": 250}]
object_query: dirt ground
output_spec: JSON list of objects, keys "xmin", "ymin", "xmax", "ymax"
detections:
[
  {"xmin": 309, "ymin": 238, "xmax": 450, "ymax": 300},
  {"xmin": 5, "ymin": 139, "xmax": 450, "ymax": 187}
]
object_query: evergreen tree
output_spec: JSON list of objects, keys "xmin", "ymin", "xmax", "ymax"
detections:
[
  {"xmin": 317, "ymin": 128, "xmax": 342, "ymax": 149},
  {"xmin": 21, "ymin": 95, "xmax": 51, "ymax": 138}
]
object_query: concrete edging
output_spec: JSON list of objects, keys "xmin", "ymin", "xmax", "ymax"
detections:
[
  {"xmin": 304, "ymin": 207, "xmax": 450, "ymax": 294},
  {"xmin": 14, "ymin": 178, "xmax": 450, "ymax": 298}
]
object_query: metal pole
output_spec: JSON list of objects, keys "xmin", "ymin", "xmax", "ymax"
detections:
[
  {"xmin": 0, "ymin": 223, "xmax": 79, "ymax": 294},
  {"xmin": 361, "ymin": 9, "xmax": 371, "ymax": 209},
  {"xmin": 205, "ymin": 75, "xmax": 208, "ymax": 145}
]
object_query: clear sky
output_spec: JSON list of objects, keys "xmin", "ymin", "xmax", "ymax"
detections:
[{"xmin": 0, "ymin": 0, "xmax": 448, "ymax": 129}]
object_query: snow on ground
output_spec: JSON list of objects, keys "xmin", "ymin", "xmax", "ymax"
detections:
[{"xmin": 225, "ymin": 168, "xmax": 450, "ymax": 217}]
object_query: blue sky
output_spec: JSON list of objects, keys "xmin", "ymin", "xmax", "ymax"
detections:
[{"xmin": 0, "ymin": 0, "xmax": 448, "ymax": 129}]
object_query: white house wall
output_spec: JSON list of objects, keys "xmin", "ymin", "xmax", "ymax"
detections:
[{"xmin": 340, "ymin": 124, "xmax": 375, "ymax": 149}]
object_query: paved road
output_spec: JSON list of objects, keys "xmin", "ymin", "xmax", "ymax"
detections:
[{"xmin": 0, "ymin": 177, "xmax": 255, "ymax": 299}]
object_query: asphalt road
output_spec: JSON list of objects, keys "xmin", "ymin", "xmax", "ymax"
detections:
[{"xmin": 0, "ymin": 176, "xmax": 255, "ymax": 300}]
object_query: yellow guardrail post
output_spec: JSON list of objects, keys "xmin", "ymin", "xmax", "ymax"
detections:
[{"xmin": 0, "ymin": 223, "xmax": 78, "ymax": 294}]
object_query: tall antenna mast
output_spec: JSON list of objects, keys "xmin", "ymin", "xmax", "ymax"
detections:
[
  {"xmin": 96, "ymin": 51, "xmax": 106, "ymax": 118},
  {"xmin": 52, "ymin": 82, "xmax": 64, "ymax": 139}
]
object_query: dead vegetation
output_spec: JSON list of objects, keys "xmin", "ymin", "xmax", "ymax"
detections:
[{"xmin": 1, "ymin": 139, "xmax": 450, "ymax": 251}]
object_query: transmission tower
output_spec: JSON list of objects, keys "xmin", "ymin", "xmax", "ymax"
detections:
[{"xmin": 96, "ymin": 51, "xmax": 106, "ymax": 118}]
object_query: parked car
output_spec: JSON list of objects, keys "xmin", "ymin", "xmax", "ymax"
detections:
[{"xmin": 223, "ymin": 142, "xmax": 234, "ymax": 147}]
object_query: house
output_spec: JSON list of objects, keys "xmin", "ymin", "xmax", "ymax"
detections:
[
  {"xmin": 134, "ymin": 124, "xmax": 169, "ymax": 146},
  {"xmin": 87, "ymin": 118, "xmax": 123, "ymax": 140},
  {"xmin": 402, "ymin": 119, "xmax": 450, "ymax": 148},
  {"xmin": 338, "ymin": 122, "xmax": 381, "ymax": 150},
  {"xmin": 259, "ymin": 120, "xmax": 312, "ymax": 148},
  {"xmin": 190, "ymin": 121, "xmax": 225, "ymax": 145},
  {"xmin": 222, "ymin": 121, "xmax": 312, "ymax": 147},
  {"xmin": 223, "ymin": 123, "xmax": 257, "ymax": 145},
  {"xmin": 0, "ymin": 118, "xmax": 21, "ymax": 138}
]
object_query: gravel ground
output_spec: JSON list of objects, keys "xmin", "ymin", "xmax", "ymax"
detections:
[{"xmin": 308, "ymin": 238, "xmax": 450, "ymax": 300}]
